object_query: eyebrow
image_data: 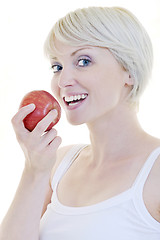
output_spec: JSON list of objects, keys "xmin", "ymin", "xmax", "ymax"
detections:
[
  {"xmin": 71, "ymin": 47, "xmax": 92, "ymax": 56},
  {"xmin": 51, "ymin": 47, "xmax": 92, "ymax": 60}
]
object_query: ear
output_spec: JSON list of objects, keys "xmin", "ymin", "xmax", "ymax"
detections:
[{"xmin": 124, "ymin": 72, "xmax": 134, "ymax": 87}]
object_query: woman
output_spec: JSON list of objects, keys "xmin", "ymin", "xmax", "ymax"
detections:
[{"xmin": 0, "ymin": 6, "xmax": 160, "ymax": 240}]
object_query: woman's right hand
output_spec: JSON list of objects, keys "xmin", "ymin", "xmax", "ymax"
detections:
[{"xmin": 11, "ymin": 104, "xmax": 62, "ymax": 175}]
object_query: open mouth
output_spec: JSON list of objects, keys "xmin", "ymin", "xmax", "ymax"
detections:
[{"xmin": 63, "ymin": 93, "xmax": 88, "ymax": 106}]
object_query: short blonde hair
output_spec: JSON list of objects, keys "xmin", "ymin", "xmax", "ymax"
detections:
[{"xmin": 44, "ymin": 6, "xmax": 153, "ymax": 104}]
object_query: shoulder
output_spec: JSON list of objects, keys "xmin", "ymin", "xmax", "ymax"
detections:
[
  {"xmin": 57, "ymin": 144, "xmax": 75, "ymax": 162},
  {"xmin": 49, "ymin": 143, "xmax": 89, "ymax": 185},
  {"xmin": 143, "ymin": 136, "xmax": 160, "ymax": 222},
  {"xmin": 49, "ymin": 144, "xmax": 75, "ymax": 184},
  {"xmin": 145, "ymin": 136, "xmax": 160, "ymax": 173},
  {"xmin": 41, "ymin": 145, "xmax": 75, "ymax": 217}
]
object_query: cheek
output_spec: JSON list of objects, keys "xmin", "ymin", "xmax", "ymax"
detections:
[
  {"xmin": 92, "ymin": 73, "xmax": 124, "ymax": 109},
  {"xmin": 51, "ymin": 78, "xmax": 60, "ymax": 100}
]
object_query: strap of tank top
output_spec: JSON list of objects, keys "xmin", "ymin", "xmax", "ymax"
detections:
[
  {"xmin": 132, "ymin": 146, "xmax": 160, "ymax": 191},
  {"xmin": 51, "ymin": 144, "xmax": 89, "ymax": 190}
]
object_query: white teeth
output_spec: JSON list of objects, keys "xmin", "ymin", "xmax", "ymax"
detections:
[
  {"xmin": 70, "ymin": 96, "xmax": 74, "ymax": 102},
  {"xmin": 77, "ymin": 95, "xmax": 81, "ymax": 100},
  {"xmin": 73, "ymin": 96, "xmax": 77, "ymax": 101},
  {"xmin": 68, "ymin": 102, "xmax": 79, "ymax": 106},
  {"xmin": 64, "ymin": 94, "xmax": 87, "ymax": 103}
]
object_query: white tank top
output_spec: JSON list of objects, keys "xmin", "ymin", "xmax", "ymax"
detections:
[{"xmin": 39, "ymin": 144, "xmax": 160, "ymax": 240}]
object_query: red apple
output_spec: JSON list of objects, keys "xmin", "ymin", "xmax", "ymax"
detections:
[{"xmin": 19, "ymin": 90, "xmax": 61, "ymax": 131}]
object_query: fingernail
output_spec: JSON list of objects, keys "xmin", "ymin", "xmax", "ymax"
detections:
[
  {"xmin": 52, "ymin": 109, "xmax": 58, "ymax": 114},
  {"xmin": 29, "ymin": 103, "xmax": 36, "ymax": 109}
]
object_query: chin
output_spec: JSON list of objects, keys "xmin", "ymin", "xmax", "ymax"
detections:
[{"xmin": 66, "ymin": 114, "xmax": 85, "ymax": 126}]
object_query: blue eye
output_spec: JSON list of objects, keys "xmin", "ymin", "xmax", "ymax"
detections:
[
  {"xmin": 51, "ymin": 64, "xmax": 62, "ymax": 73},
  {"xmin": 78, "ymin": 58, "xmax": 91, "ymax": 67}
]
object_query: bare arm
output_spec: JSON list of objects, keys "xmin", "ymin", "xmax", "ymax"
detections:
[
  {"xmin": 0, "ymin": 169, "xmax": 51, "ymax": 240},
  {"xmin": 0, "ymin": 104, "xmax": 61, "ymax": 240}
]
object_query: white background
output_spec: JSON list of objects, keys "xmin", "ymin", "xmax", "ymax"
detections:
[{"xmin": 0, "ymin": 0, "xmax": 160, "ymax": 222}]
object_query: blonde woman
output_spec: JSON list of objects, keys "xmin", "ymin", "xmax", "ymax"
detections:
[{"xmin": 1, "ymin": 6, "xmax": 160, "ymax": 240}]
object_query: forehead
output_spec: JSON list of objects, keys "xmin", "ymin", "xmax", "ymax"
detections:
[
  {"xmin": 50, "ymin": 38, "xmax": 117, "ymax": 64},
  {"xmin": 51, "ymin": 38, "xmax": 94, "ymax": 59}
]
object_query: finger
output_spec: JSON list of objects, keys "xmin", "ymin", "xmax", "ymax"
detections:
[
  {"xmin": 48, "ymin": 135, "xmax": 62, "ymax": 151},
  {"xmin": 32, "ymin": 109, "xmax": 58, "ymax": 137},
  {"xmin": 11, "ymin": 104, "xmax": 36, "ymax": 131},
  {"xmin": 41, "ymin": 128, "xmax": 58, "ymax": 146}
]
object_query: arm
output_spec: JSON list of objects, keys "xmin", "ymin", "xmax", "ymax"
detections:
[{"xmin": 0, "ymin": 104, "xmax": 61, "ymax": 240}]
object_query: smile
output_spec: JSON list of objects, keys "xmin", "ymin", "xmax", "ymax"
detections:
[{"xmin": 63, "ymin": 93, "xmax": 88, "ymax": 107}]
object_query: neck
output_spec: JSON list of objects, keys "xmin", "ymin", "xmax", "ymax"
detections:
[{"xmin": 87, "ymin": 103, "xmax": 147, "ymax": 163}]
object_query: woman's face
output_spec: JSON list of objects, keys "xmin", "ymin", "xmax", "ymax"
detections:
[{"xmin": 50, "ymin": 38, "xmax": 132, "ymax": 125}]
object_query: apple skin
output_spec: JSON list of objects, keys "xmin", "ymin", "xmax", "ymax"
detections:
[{"xmin": 19, "ymin": 90, "xmax": 61, "ymax": 131}]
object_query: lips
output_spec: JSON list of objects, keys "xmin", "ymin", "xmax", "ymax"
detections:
[{"xmin": 62, "ymin": 93, "xmax": 88, "ymax": 108}]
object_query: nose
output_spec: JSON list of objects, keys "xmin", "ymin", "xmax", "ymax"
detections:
[{"xmin": 58, "ymin": 66, "xmax": 76, "ymax": 88}]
